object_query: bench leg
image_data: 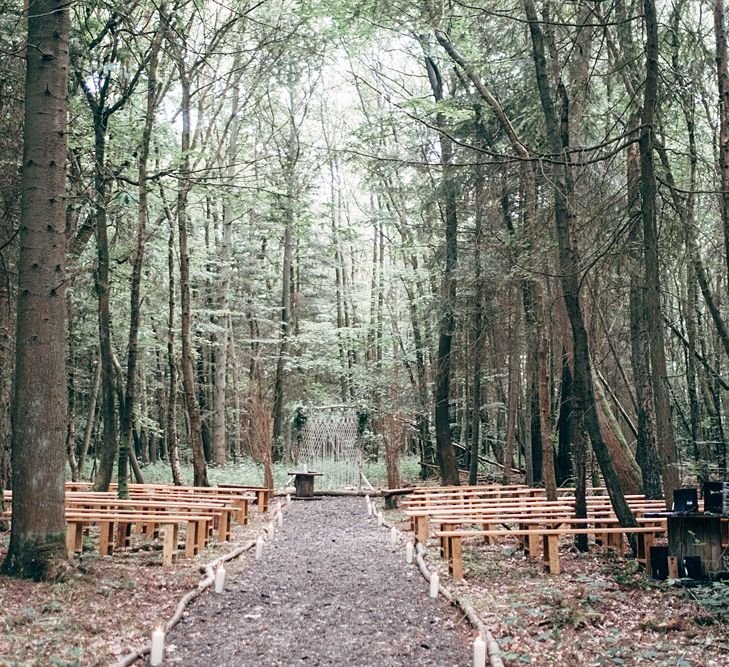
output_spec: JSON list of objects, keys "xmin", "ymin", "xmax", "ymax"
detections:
[
  {"xmin": 196, "ymin": 519, "xmax": 208, "ymax": 553},
  {"xmin": 161, "ymin": 523, "xmax": 178, "ymax": 566},
  {"xmin": 450, "ymin": 536, "xmax": 463, "ymax": 581},
  {"xmin": 416, "ymin": 516, "xmax": 429, "ymax": 544},
  {"xmin": 66, "ymin": 523, "xmax": 79, "ymax": 557},
  {"xmin": 607, "ymin": 531, "xmax": 624, "ymax": 553},
  {"xmin": 482, "ymin": 523, "xmax": 495, "ymax": 545},
  {"xmin": 185, "ymin": 521, "xmax": 197, "ymax": 558},
  {"xmin": 99, "ymin": 521, "xmax": 115, "ymax": 555},
  {"xmin": 217, "ymin": 512, "xmax": 230, "ymax": 542},
  {"xmin": 116, "ymin": 521, "xmax": 131, "ymax": 549},
  {"xmin": 668, "ymin": 555, "xmax": 680, "ymax": 579},
  {"xmin": 637, "ymin": 533, "xmax": 654, "ymax": 573},
  {"xmin": 145, "ymin": 521, "xmax": 157, "ymax": 540},
  {"xmin": 527, "ymin": 529, "xmax": 540, "ymax": 559},
  {"xmin": 543, "ymin": 534, "xmax": 560, "ymax": 574}
]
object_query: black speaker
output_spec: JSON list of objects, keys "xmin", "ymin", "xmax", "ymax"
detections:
[
  {"xmin": 672, "ymin": 488, "xmax": 698, "ymax": 513},
  {"xmin": 703, "ymin": 482, "xmax": 729, "ymax": 514}
]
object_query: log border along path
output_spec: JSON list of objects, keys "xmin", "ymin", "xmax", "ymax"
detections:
[{"xmin": 162, "ymin": 496, "xmax": 474, "ymax": 666}]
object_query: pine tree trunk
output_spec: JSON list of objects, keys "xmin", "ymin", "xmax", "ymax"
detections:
[
  {"xmin": 65, "ymin": 295, "xmax": 79, "ymax": 481},
  {"xmin": 556, "ymin": 350, "xmax": 573, "ymax": 486},
  {"xmin": 3, "ymin": 0, "xmax": 70, "ymax": 579}
]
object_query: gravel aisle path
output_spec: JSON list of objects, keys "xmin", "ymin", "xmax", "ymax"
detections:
[{"xmin": 165, "ymin": 497, "xmax": 471, "ymax": 666}]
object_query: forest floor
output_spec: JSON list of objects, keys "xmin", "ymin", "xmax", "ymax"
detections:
[
  {"xmin": 0, "ymin": 495, "xmax": 471, "ymax": 667},
  {"xmin": 384, "ymin": 510, "xmax": 729, "ymax": 667},
  {"xmin": 3, "ymin": 488, "xmax": 728, "ymax": 667},
  {"xmin": 0, "ymin": 507, "xmax": 269, "ymax": 667}
]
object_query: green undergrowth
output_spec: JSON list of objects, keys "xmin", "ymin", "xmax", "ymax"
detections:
[{"xmin": 71, "ymin": 455, "xmax": 423, "ymax": 490}]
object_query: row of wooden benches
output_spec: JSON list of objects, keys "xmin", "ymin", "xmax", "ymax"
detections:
[
  {"xmin": 401, "ymin": 484, "xmax": 670, "ymax": 580},
  {"xmin": 3, "ymin": 482, "xmax": 273, "ymax": 566}
]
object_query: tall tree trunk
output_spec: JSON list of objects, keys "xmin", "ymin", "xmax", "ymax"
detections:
[
  {"xmin": 524, "ymin": 0, "xmax": 637, "ymax": 527},
  {"xmin": 176, "ymin": 59, "xmax": 208, "ymax": 487},
  {"xmin": 714, "ymin": 0, "xmax": 729, "ymax": 293},
  {"xmin": 65, "ymin": 295, "xmax": 79, "ymax": 481},
  {"xmin": 502, "ymin": 287, "xmax": 521, "ymax": 483},
  {"xmin": 3, "ymin": 0, "xmax": 70, "ymax": 579},
  {"xmin": 640, "ymin": 0, "xmax": 679, "ymax": 504},
  {"xmin": 166, "ymin": 218, "xmax": 183, "ymax": 486},
  {"xmin": 556, "ymin": 349, "xmax": 573, "ymax": 486},
  {"xmin": 469, "ymin": 172, "xmax": 485, "ymax": 485},
  {"xmin": 118, "ymin": 17, "xmax": 164, "ymax": 497},
  {"xmin": 271, "ymin": 97, "xmax": 297, "ymax": 454},
  {"xmin": 422, "ymin": 43, "xmax": 460, "ymax": 485},
  {"xmin": 91, "ymin": 114, "xmax": 117, "ymax": 492},
  {"xmin": 78, "ymin": 357, "xmax": 101, "ymax": 479}
]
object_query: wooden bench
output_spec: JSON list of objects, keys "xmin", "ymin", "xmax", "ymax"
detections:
[
  {"xmin": 65, "ymin": 510, "xmax": 213, "ymax": 565},
  {"xmin": 408, "ymin": 504, "xmax": 575, "ymax": 543},
  {"xmin": 63, "ymin": 482, "xmax": 257, "ymax": 522},
  {"xmin": 435, "ymin": 514, "xmax": 666, "ymax": 558},
  {"xmin": 406, "ymin": 498, "xmax": 666, "ymax": 543},
  {"xmin": 65, "ymin": 497, "xmax": 236, "ymax": 543},
  {"xmin": 217, "ymin": 484, "xmax": 272, "ymax": 512},
  {"xmin": 436, "ymin": 525, "xmax": 664, "ymax": 579}
]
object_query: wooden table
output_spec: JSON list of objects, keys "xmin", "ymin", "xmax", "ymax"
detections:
[{"xmin": 288, "ymin": 471, "xmax": 323, "ymax": 498}]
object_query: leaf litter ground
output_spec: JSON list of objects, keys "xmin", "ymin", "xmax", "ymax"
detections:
[{"xmin": 383, "ymin": 509, "xmax": 729, "ymax": 667}]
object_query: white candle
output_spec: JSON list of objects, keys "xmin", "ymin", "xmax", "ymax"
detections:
[
  {"xmin": 377, "ymin": 512, "xmax": 384, "ymax": 526},
  {"xmin": 365, "ymin": 495, "xmax": 372, "ymax": 515},
  {"xmin": 390, "ymin": 526, "xmax": 397, "ymax": 547},
  {"xmin": 255, "ymin": 536, "xmax": 264, "ymax": 559},
  {"xmin": 473, "ymin": 634, "xmax": 486, "ymax": 667},
  {"xmin": 286, "ymin": 493, "xmax": 291, "ymax": 505},
  {"xmin": 150, "ymin": 626, "xmax": 165, "ymax": 666},
  {"xmin": 277, "ymin": 511, "xmax": 283, "ymax": 527},
  {"xmin": 429, "ymin": 572, "xmax": 439, "ymax": 598},
  {"xmin": 214, "ymin": 563, "xmax": 226, "ymax": 593},
  {"xmin": 406, "ymin": 541, "xmax": 414, "ymax": 564}
]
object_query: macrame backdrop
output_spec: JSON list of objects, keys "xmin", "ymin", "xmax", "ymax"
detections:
[{"xmin": 296, "ymin": 406, "xmax": 362, "ymax": 490}]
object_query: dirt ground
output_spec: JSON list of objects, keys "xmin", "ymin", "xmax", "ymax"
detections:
[{"xmin": 165, "ymin": 497, "xmax": 470, "ymax": 666}]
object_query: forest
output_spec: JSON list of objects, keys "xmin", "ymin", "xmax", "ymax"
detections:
[{"xmin": 2, "ymin": 0, "xmax": 729, "ymax": 581}]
